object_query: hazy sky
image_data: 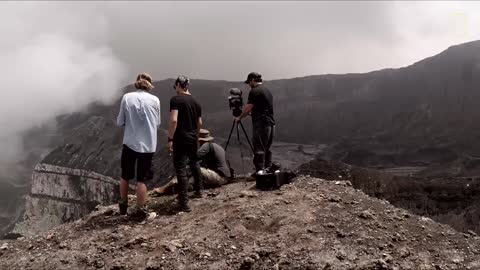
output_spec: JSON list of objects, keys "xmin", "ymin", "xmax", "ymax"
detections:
[
  {"xmin": 1, "ymin": 1, "xmax": 480, "ymax": 165},
  {"xmin": 73, "ymin": 1, "xmax": 480, "ymax": 81}
]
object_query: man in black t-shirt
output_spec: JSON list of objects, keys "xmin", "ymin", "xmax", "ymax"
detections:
[
  {"xmin": 234, "ymin": 72, "xmax": 275, "ymax": 172},
  {"xmin": 167, "ymin": 75, "xmax": 203, "ymax": 212}
]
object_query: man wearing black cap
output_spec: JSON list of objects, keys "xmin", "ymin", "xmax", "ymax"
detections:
[{"xmin": 234, "ymin": 72, "xmax": 275, "ymax": 173}]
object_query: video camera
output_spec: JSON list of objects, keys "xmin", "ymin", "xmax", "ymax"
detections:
[{"xmin": 228, "ymin": 88, "xmax": 243, "ymax": 117}]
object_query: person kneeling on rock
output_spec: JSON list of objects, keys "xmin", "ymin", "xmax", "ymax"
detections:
[
  {"xmin": 196, "ymin": 129, "xmax": 229, "ymax": 187},
  {"xmin": 151, "ymin": 129, "xmax": 229, "ymax": 197}
]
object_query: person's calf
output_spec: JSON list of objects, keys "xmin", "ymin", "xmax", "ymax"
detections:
[
  {"xmin": 120, "ymin": 179, "xmax": 129, "ymax": 201},
  {"xmin": 119, "ymin": 179, "xmax": 130, "ymax": 215},
  {"xmin": 136, "ymin": 181, "xmax": 148, "ymax": 208}
]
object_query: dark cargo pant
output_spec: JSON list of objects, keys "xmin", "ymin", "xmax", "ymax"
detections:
[
  {"xmin": 252, "ymin": 123, "xmax": 275, "ymax": 171},
  {"xmin": 172, "ymin": 141, "xmax": 203, "ymax": 207}
]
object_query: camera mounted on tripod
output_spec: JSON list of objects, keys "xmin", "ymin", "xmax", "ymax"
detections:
[
  {"xmin": 224, "ymin": 87, "xmax": 253, "ymax": 155},
  {"xmin": 228, "ymin": 88, "xmax": 243, "ymax": 117}
]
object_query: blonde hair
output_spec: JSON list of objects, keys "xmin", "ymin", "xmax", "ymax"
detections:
[{"xmin": 134, "ymin": 73, "xmax": 154, "ymax": 90}]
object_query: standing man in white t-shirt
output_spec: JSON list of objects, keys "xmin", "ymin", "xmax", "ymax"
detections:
[{"xmin": 116, "ymin": 73, "xmax": 161, "ymax": 218}]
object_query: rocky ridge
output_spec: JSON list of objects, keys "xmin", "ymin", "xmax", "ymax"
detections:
[{"xmin": 1, "ymin": 176, "xmax": 479, "ymax": 269}]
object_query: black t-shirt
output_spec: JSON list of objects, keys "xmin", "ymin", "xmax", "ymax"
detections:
[
  {"xmin": 170, "ymin": 94, "xmax": 202, "ymax": 143},
  {"xmin": 247, "ymin": 84, "xmax": 275, "ymax": 125}
]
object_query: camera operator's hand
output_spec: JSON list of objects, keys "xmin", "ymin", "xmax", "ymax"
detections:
[
  {"xmin": 166, "ymin": 141, "xmax": 173, "ymax": 155},
  {"xmin": 233, "ymin": 116, "xmax": 241, "ymax": 123}
]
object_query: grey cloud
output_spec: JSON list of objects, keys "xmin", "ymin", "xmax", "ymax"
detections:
[
  {"xmin": 1, "ymin": 1, "xmax": 480, "ymax": 171},
  {"xmin": 99, "ymin": 1, "xmax": 399, "ymax": 80},
  {"xmin": 97, "ymin": 1, "xmax": 480, "ymax": 80},
  {"xmin": 0, "ymin": 2, "xmax": 127, "ymax": 172}
]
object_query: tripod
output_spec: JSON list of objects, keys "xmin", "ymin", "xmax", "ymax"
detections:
[
  {"xmin": 225, "ymin": 119, "xmax": 254, "ymax": 153},
  {"xmin": 225, "ymin": 119, "xmax": 254, "ymax": 179},
  {"xmin": 224, "ymin": 107, "xmax": 254, "ymax": 179}
]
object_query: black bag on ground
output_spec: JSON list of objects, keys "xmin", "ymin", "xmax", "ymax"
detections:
[{"xmin": 255, "ymin": 169, "xmax": 297, "ymax": 191}]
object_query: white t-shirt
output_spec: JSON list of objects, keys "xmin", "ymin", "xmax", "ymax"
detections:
[{"xmin": 116, "ymin": 90, "xmax": 161, "ymax": 153}]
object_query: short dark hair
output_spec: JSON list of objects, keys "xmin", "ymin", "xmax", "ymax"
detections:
[{"xmin": 174, "ymin": 75, "xmax": 190, "ymax": 89}]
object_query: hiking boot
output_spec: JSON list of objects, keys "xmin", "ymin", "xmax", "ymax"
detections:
[
  {"xmin": 127, "ymin": 205, "xmax": 148, "ymax": 220},
  {"xmin": 265, "ymin": 162, "xmax": 281, "ymax": 174},
  {"xmin": 265, "ymin": 167, "xmax": 275, "ymax": 174},
  {"xmin": 175, "ymin": 203, "xmax": 192, "ymax": 213},
  {"xmin": 250, "ymin": 170, "xmax": 264, "ymax": 180},
  {"xmin": 118, "ymin": 202, "xmax": 128, "ymax": 215},
  {"xmin": 191, "ymin": 191, "xmax": 203, "ymax": 199}
]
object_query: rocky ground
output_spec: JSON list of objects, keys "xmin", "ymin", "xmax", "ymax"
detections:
[
  {"xmin": 1, "ymin": 176, "xmax": 480, "ymax": 270},
  {"xmin": 298, "ymin": 158, "xmax": 480, "ymax": 234}
]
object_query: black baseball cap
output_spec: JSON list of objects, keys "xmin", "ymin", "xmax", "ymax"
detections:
[{"xmin": 244, "ymin": 72, "xmax": 262, "ymax": 84}]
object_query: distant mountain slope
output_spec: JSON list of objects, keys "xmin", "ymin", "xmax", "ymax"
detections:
[{"xmin": 36, "ymin": 40, "xmax": 480, "ymax": 181}]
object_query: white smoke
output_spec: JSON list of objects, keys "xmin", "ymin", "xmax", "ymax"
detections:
[{"xmin": 0, "ymin": 2, "xmax": 128, "ymax": 167}]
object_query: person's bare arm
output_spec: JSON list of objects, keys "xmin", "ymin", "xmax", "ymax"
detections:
[
  {"xmin": 167, "ymin": 110, "xmax": 178, "ymax": 153},
  {"xmin": 239, "ymin": 104, "xmax": 253, "ymax": 119},
  {"xmin": 197, "ymin": 117, "xmax": 203, "ymax": 131},
  {"xmin": 168, "ymin": 110, "xmax": 178, "ymax": 139},
  {"xmin": 156, "ymin": 99, "xmax": 162, "ymax": 128},
  {"xmin": 234, "ymin": 104, "xmax": 253, "ymax": 122}
]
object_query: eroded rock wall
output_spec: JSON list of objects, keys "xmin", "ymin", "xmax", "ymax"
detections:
[{"xmin": 12, "ymin": 163, "xmax": 119, "ymax": 236}]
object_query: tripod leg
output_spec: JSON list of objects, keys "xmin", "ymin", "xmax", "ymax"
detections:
[
  {"xmin": 239, "ymin": 121, "xmax": 254, "ymax": 154},
  {"xmin": 236, "ymin": 123, "xmax": 246, "ymax": 175},
  {"xmin": 236, "ymin": 122, "xmax": 241, "ymax": 143},
  {"xmin": 225, "ymin": 121, "xmax": 236, "ymax": 151}
]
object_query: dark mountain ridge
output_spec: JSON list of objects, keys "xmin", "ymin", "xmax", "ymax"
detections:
[{"xmin": 26, "ymin": 40, "xmax": 480, "ymax": 191}]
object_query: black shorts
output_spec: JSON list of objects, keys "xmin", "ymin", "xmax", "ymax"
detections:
[{"xmin": 121, "ymin": 145, "xmax": 154, "ymax": 182}]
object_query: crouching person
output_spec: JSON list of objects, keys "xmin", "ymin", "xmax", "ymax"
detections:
[
  {"xmin": 151, "ymin": 129, "xmax": 229, "ymax": 197},
  {"xmin": 197, "ymin": 129, "xmax": 229, "ymax": 187}
]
